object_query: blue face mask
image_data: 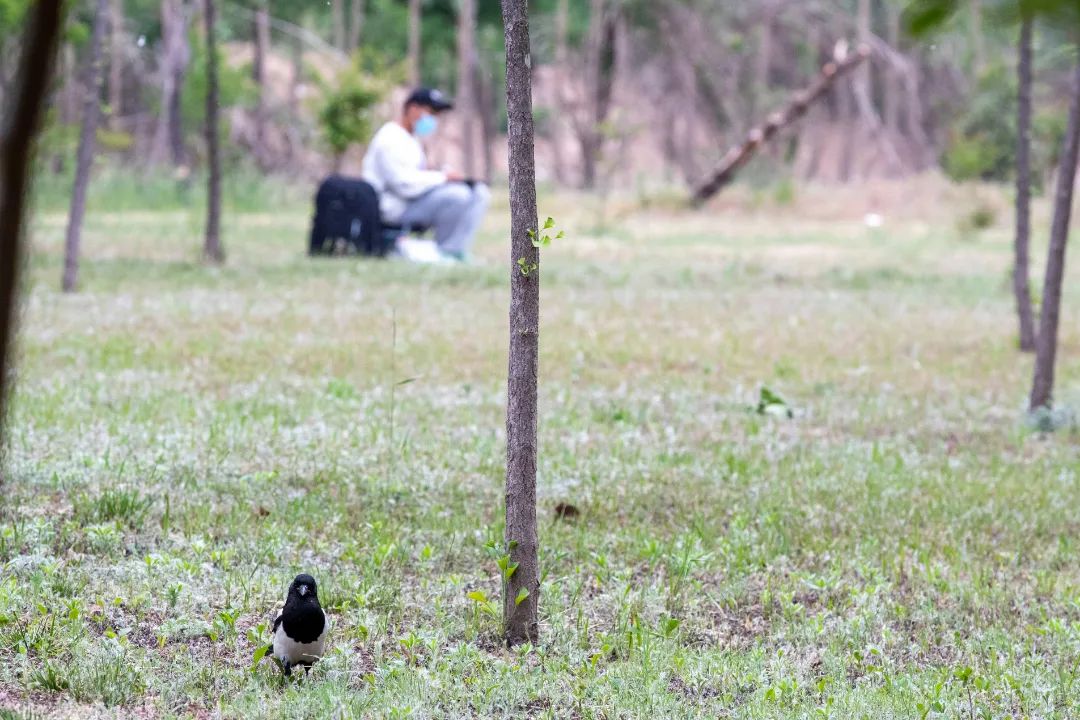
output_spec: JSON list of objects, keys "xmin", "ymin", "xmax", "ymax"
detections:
[{"xmin": 414, "ymin": 114, "xmax": 438, "ymax": 138}]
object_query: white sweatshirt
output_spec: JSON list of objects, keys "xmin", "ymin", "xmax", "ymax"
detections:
[{"xmin": 361, "ymin": 121, "xmax": 447, "ymax": 223}]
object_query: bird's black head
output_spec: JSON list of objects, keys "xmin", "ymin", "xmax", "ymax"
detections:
[{"xmin": 287, "ymin": 574, "xmax": 319, "ymax": 604}]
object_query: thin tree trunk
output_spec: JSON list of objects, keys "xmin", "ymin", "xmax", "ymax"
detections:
[
  {"xmin": 500, "ymin": 0, "xmax": 540, "ymax": 648},
  {"xmin": 855, "ymin": 0, "xmax": 873, "ymax": 110},
  {"xmin": 109, "ymin": 0, "xmax": 124, "ymax": 129},
  {"xmin": 971, "ymin": 0, "xmax": 986, "ymax": 76},
  {"xmin": 289, "ymin": 34, "xmax": 302, "ymax": 118},
  {"xmin": 555, "ymin": 0, "xmax": 568, "ymax": 65},
  {"xmin": 348, "ymin": 0, "xmax": 366, "ymax": 52},
  {"xmin": 581, "ymin": 0, "xmax": 615, "ymax": 189},
  {"xmin": 0, "ymin": 0, "xmax": 64, "ymax": 441},
  {"xmin": 203, "ymin": 0, "xmax": 224, "ymax": 264},
  {"xmin": 153, "ymin": 0, "xmax": 190, "ymax": 166},
  {"xmin": 477, "ymin": 59, "xmax": 495, "ymax": 184},
  {"xmin": 884, "ymin": 1, "xmax": 901, "ymax": 133},
  {"xmin": 408, "ymin": 0, "xmax": 422, "ymax": 86},
  {"xmin": 331, "ymin": 0, "xmax": 346, "ymax": 51},
  {"xmin": 1015, "ymin": 16, "xmax": 1037, "ymax": 353},
  {"xmin": 253, "ymin": 1, "xmax": 270, "ymax": 166},
  {"xmin": 1030, "ymin": 43, "xmax": 1080, "ymax": 412},
  {"xmin": 63, "ymin": 0, "xmax": 109, "ymax": 294},
  {"xmin": 457, "ymin": 0, "xmax": 477, "ymax": 178}
]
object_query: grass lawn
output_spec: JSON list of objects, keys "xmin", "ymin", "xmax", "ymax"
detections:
[{"xmin": 3, "ymin": 178, "xmax": 1080, "ymax": 718}]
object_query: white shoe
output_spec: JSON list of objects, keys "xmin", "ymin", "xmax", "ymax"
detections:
[{"xmin": 396, "ymin": 237, "xmax": 445, "ymax": 264}]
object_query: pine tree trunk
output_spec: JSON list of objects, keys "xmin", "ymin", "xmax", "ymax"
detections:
[
  {"xmin": 0, "ymin": 0, "xmax": 64, "ymax": 435},
  {"xmin": 252, "ymin": 1, "xmax": 270, "ymax": 165},
  {"xmin": 408, "ymin": 0, "xmax": 422, "ymax": 86},
  {"xmin": 1029, "ymin": 43, "xmax": 1080, "ymax": 412},
  {"xmin": 348, "ymin": 0, "xmax": 366, "ymax": 52},
  {"xmin": 457, "ymin": 0, "xmax": 477, "ymax": 178},
  {"xmin": 63, "ymin": 0, "xmax": 109, "ymax": 294},
  {"xmin": 203, "ymin": 0, "xmax": 224, "ymax": 264},
  {"xmin": 331, "ymin": 0, "xmax": 346, "ymax": 51},
  {"xmin": 1015, "ymin": 17, "xmax": 1037, "ymax": 353},
  {"xmin": 500, "ymin": 0, "xmax": 540, "ymax": 648},
  {"xmin": 108, "ymin": 0, "xmax": 124, "ymax": 129}
]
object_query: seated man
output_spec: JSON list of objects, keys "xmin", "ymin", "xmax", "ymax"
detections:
[{"xmin": 361, "ymin": 87, "xmax": 489, "ymax": 263}]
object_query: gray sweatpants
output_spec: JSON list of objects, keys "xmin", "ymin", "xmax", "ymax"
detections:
[{"xmin": 398, "ymin": 183, "xmax": 490, "ymax": 256}]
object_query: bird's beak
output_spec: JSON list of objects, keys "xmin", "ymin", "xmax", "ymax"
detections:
[{"xmin": 299, "ymin": 585, "xmax": 308, "ymax": 596}]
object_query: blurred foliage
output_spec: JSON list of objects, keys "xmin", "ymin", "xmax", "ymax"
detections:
[{"xmin": 317, "ymin": 58, "xmax": 391, "ymax": 159}]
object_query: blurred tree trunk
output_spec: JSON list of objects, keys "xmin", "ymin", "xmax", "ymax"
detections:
[
  {"xmin": 971, "ymin": 0, "xmax": 986, "ymax": 76},
  {"xmin": 0, "ymin": 0, "xmax": 64, "ymax": 440},
  {"xmin": 63, "ymin": 0, "xmax": 110, "ymax": 294},
  {"xmin": 477, "ymin": 59, "xmax": 495, "ymax": 183},
  {"xmin": 289, "ymin": 34, "xmax": 302, "ymax": 118},
  {"xmin": 457, "ymin": 0, "xmax": 477, "ymax": 177},
  {"xmin": 1015, "ymin": 16, "xmax": 1036, "ymax": 353},
  {"xmin": 1030, "ymin": 44, "xmax": 1080, "ymax": 412},
  {"xmin": 555, "ymin": 0, "xmax": 568, "ymax": 65},
  {"xmin": 331, "ymin": 0, "xmax": 345, "ymax": 51},
  {"xmin": 108, "ymin": 0, "xmax": 124, "ymax": 130},
  {"xmin": 855, "ymin": 0, "xmax": 873, "ymax": 108},
  {"xmin": 408, "ymin": 0, "xmax": 422, "ymax": 86},
  {"xmin": 884, "ymin": 1, "xmax": 901, "ymax": 132},
  {"xmin": 203, "ymin": 0, "xmax": 224, "ymax": 264},
  {"xmin": 153, "ymin": 0, "xmax": 190, "ymax": 166},
  {"xmin": 348, "ymin": 0, "xmax": 366, "ymax": 53},
  {"xmin": 581, "ymin": 0, "xmax": 616, "ymax": 189},
  {"xmin": 500, "ymin": 0, "xmax": 540, "ymax": 648},
  {"xmin": 252, "ymin": 0, "xmax": 271, "ymax": 166}
]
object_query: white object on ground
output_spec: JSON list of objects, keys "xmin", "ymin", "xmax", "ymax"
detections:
[
  {"xmin": 864, "ymin": 213, "xmax": 884, "ymax": 228},
  {"xmin": 397, "ymin": 237, "xmax": 451, "ymax": 264}
]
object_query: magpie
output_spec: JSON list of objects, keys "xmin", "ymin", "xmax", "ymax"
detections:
[{"xmin": 267, "ymin": 573, "xmax": 326, "ymax": 676}]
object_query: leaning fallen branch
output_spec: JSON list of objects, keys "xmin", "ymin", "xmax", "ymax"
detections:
[{"xmin": 691, "ymin": 42, "xmax": 871, "ymax": 206}]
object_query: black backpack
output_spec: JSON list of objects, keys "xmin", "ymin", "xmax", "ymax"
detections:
[{"xmin": 308, "ymin": 175, "xmax": 394, "ymax": 257}]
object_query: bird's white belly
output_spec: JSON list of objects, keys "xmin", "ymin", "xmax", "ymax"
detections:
[{"xmin": 273, "ymin": 624, "xmax": 326, "ymax": 665}]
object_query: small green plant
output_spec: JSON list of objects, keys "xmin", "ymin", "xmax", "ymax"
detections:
[
  {"xmin": 756, "ymin": 386, "xmax": 793, "ymax": 418},
  {"xmin": 519, "ymin": 216, "xmax": 563, "ymax": 276}
]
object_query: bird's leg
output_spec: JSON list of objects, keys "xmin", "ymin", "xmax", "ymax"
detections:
[{"xmin": 282, "ymin": 660, "xmax": 292, "ymax": 677}]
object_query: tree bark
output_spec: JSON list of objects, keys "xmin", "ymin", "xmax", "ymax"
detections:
[
  {"xmin": 1030, "ymin": 43, "xmax": 1080, "ymax": 412},
  {"xmin": 1015, "ymin": 17, "xmax": 1037, "ymax": 353},
  {"xmin": 555, "ymin": 0, "xmax": 568, "ymax": 66},
  {"xmin": 408, "ymin": 0, "xmax": 422, "ymax": 86},
  {"xmin": 500, "ymin": 0, "xmax": 540, "ymax": 647},
  {"xmin": 971, "ymin": 0, "xmax": 986, "ymax": 76},
  {"xmin": 153, "ymin": 0, "xmax": 190, "ymax": 166},
  {"xmin": 581, "ymin": 0, "xmax": 616, "ymax": 189},
  {"xmin": 693, "ymin": 45, "xmax": 870, "ymax": 205},
  {"xmin": 348, "ymin": 0, "xmax": 366, "ymax": 53},
  {"xmin": 63, "ymin": 0, "xmax": 110, "ymax": 294},
  {"xmin": 109, "ymin": 0, "xmax": 124, "ymax": 129},
  {"xmin": 331, "ymin": 0, "xmax": 346, "ymax": 51},
  {"xmin": 477, "ymin": 59, "xmax": 495, "ymax": 184},
  {"xmin": 0, "ymin": 0, "xmax": 64, "ymax": 440},
  {"xmin": 252, "ymin": 1, "xmax": 271, "ymax": 165},
  {"xmin": 883, "ymin": 1, "xmax": 901, "ymax": 133},
  {"xmin": 457, "ymin": 0, "xmax": 477, "ymax": 178},
  {"xmin": 203, "ymin": 0, "xmax": 224, "ymax": 264}
]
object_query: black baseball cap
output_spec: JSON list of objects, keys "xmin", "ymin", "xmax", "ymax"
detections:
[{"xmin": 405, "ymin": 87, "xmax": 454, "ymax": 112}]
